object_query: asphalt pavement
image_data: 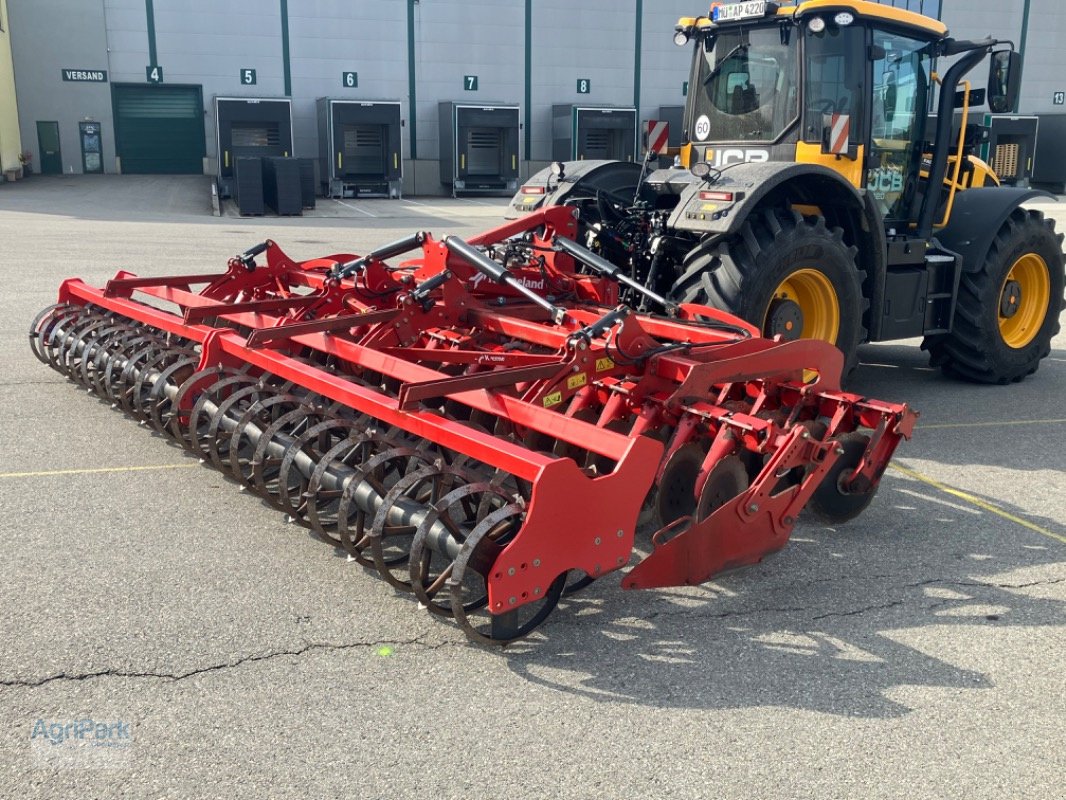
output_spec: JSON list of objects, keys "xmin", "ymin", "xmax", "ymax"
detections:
[{"xmin": 0, "ymin": 175, "xmax": 1063, "ymax": 799}]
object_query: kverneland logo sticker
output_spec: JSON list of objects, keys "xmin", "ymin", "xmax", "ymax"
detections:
[{"xmin": 470, "ymin": 272, "xmax": 545, "ymax": 291}]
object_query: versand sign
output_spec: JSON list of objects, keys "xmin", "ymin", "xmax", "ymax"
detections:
[
  {"xmin": 61, "ymin": 69, "xmax": 108, "ymax": 83},
  {"xmin": 712, "ymin": 1, "xmax": 768, "ymax": 23}
]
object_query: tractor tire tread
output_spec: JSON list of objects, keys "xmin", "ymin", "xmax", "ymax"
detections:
[
  {"xmin": 671, "ymin": 205, "xmax": 868, "ymax": 374},
  {"xmin": 924, "ymin": 208, "xmax": 1065, "ymax": 384}
]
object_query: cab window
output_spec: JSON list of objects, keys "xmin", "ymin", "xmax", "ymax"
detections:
[
  {"xmin": 692, "ymin": 25, "xmax": 799, "ymax": 143},
  {"xmin": 868, "ymin": 29, "xmax": 933, "ymax": 221},
  {"xmin": 803, "ymin": 22, "xmax": 865, "ymax": 143}
]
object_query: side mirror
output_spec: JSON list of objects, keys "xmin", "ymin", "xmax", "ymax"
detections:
[{"xmin": 988, "ymin": 50, "xmax": 1021, "ymax": 113}]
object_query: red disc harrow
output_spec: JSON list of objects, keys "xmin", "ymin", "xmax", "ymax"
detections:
[{"xmin": 30, "ymin": 205, "xmax": 916, "ymax": 643}]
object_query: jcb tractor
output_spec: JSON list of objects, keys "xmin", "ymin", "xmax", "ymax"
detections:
[{"xmin": 510, "ymin": 0, "xmax": 1065, "ymax": 383}]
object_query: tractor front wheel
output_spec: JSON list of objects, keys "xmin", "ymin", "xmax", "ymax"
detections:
[
  {"xmin": 924, "ymin": 208, "xmax": 1065, "ymax": 384},
  {"xmin": 671, "ymin": 205, "xmax": 868, "ymax": 374}
]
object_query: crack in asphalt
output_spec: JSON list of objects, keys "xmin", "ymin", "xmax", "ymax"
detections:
[
  {"xmin": 1, "ymin": 577, "xmax": 1060, "ymax": 689},
  {"xmin": 811, "ymin": 600, "xmax": 907, "ymax": 620},
  {"xmin": 583, "ymin": 575, "xmax": 1066, "ymax": 626},
  {"xmin": 0, "ymin": 636, "xmax": 453, "ymax": 691}
]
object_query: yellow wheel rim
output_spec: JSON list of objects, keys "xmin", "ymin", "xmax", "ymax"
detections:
[
  {"xmin": 999, "ymin": 253, "xmax": 1050, "ymax": 349},
  {"xmin": 764, "ymin": 268, "xmax": 841, "ymax": 344}
]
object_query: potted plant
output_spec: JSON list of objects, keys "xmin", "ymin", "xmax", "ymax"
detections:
[{"xmin": 18, "ymin": 150, "xmax": 33, "ymax": 178}]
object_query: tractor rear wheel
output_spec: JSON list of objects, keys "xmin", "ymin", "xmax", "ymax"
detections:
[
  {"xmin": 671, "ymin": 205, "xmax": 868, "ymax": 374},
  {"xmin": 924, "ymin": 208, "xmax": 1065, "ymax": 384}
]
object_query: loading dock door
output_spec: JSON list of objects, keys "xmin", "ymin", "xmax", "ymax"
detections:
[
  {"xmin": 319, "ymin": 99, "xmax": 402, "ymax": 198},
  {"xmin": 581, "ymin": 129, "xmax": 617, "ymax": 161},
  {"xmin": 231, "ymin": 122, "xmax": 281, "ymax": 150},
  {"xmin": 552, "ymin": 106, "xmax": 637, "ymax": 162},
  {"xmin": 342, "ymin": 125, "xmax": 386, "ymax": 178},
  {"xmin": 113, "ymin": 85, "xmax": 205, "ymax": 174},
  {"xmin": 464, "ymin": 128, "xmax": 503, "ymax": 176},
  {"xmin": 438, "ymin": 102, "xmax": 519, "ymax": 194}
]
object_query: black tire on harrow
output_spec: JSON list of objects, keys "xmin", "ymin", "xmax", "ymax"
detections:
[{"xmin": 807, "ymin": 432, "xmax": 877, "ymax": 525}]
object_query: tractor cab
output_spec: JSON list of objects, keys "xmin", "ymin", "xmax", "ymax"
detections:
[{"xmin": 674, "ymin": 0, "xmax": 1018, "ymax": 229}]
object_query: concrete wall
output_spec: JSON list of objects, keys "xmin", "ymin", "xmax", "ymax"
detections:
[
  {"xmin": 0, "ymin": 0, "xmax": 22, "ymax": 173},
  {"xmin": 939, "ymin": 0, "xmax": 1023, "ymax": 43},
  {"xmin": 8, "ymin": 0, "xmax": 112, "ymax": 175},
  {"xmin": 151, "ymin": 0, "xmax": 284, "ymax": 174},
  {"xmin": 529, "ymin": 0, "xmax": 635, "ymax": 161},
  {"xmin": 289, "ymin": 2, "xmax": 408, "ymax": 167},
  {"xmin": 638, "ymin": 0, "xmax": 694, "ymax": 140},
  {"xmin": 938, "ymin": 0, "xmax": 1064, "ymax": 112},
  {"xmin": 414, "ymin": 0, "xmax": 524, "ymax": 162},
  {"xmin": 1014, "ymin": 0, "xmax": 1066, "ymax": 114},
  {"xmin": 6, "ymin": 0, "xmax": 1064, "ymax": 187}
]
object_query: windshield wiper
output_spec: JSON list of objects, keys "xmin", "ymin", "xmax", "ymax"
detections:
[{"xmin": 705, "ymin": 43, "xmax": 749, "ymax": 84}]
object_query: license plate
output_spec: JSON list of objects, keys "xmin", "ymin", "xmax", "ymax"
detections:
[{"xmin": 713, "ymin": 1, "xmax": 767, "ymax": 22}]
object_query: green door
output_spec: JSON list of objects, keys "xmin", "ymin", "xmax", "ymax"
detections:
[
  {"xmin": 36, "ymin": 122, "xmax": 63, "ymax": 174},
  {"xmin": 112, "ymin": 85, "xmax": 205, "ymax": 174}
]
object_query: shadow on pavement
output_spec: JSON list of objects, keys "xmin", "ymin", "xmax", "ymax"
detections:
[{"xmin": 502, "ymin": 462, "xmax": 1064, "ymax": 718}]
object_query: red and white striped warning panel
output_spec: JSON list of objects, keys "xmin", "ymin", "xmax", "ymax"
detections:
[
  {"xmin": 823, "ymin": 113, "xmax": 850, "ymax": 155},
  {"xmin": 643, "ymin": 120, "xmax": 670, "ymax": 155}
]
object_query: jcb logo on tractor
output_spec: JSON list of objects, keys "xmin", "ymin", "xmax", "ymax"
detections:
[
  {"xmin": 867, "ymin": 166, "xmax": 903, "ymax": 196},
  {"xmin": 708, "ymin": 148, "xmax": 769, "ymax": 167}
]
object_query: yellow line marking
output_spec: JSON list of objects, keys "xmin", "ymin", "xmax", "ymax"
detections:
[
  {"xmin": 0, "ymin": 464, "xmax": 197, "ymax": 480},
  {"xmin": 919, "ymin": 418, "xmax": 1066, "ymax": 430},
  {"xmin": 890, "ymin": 462, "xmax": 1066, "ymax": 544}
]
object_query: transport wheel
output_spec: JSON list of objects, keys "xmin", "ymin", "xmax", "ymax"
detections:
[
  {"xmin": 672, "ymin": 205, "xmax": 868, "ymax": 374},
  {"xmin": 924, "ymin": 208, "xmax": 1065, "ymax": 384},
  {"xmin": 807, "ymin": 432, "xmax": 876, "ymax": 525}
]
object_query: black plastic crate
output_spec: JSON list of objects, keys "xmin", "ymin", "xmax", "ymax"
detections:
[
  {"xmin": 297, "ymin": 158, "xmax": 316, "ymax": 208},
  {"xmin": 234, "ymin": 157, "xmax": 264, "ymax": 216},
  {"xmin": 263, "ymin": 157, "xmax": 302, "ymax": 216}
]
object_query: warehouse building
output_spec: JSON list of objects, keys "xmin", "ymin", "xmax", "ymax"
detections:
[
  {"xmin": 3, "ymin": 0, "xmax": 1065, "ymax": 193},
  {"xmin": 0, "ymin": 0, "xmax": 22, "ymax": 177},
  {"xmin": 4, "ymin": 0, "xmax": 693, "ymax": 193}
]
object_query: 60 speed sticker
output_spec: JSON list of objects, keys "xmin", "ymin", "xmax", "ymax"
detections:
[{"xmin": 694, "ymin": 114, "xmax": 711, "ymax": 141}]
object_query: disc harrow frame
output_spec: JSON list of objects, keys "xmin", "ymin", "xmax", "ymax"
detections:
[{"xmin": 30, "ymin": 205, "xmax": 917, "ymax": 644}]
